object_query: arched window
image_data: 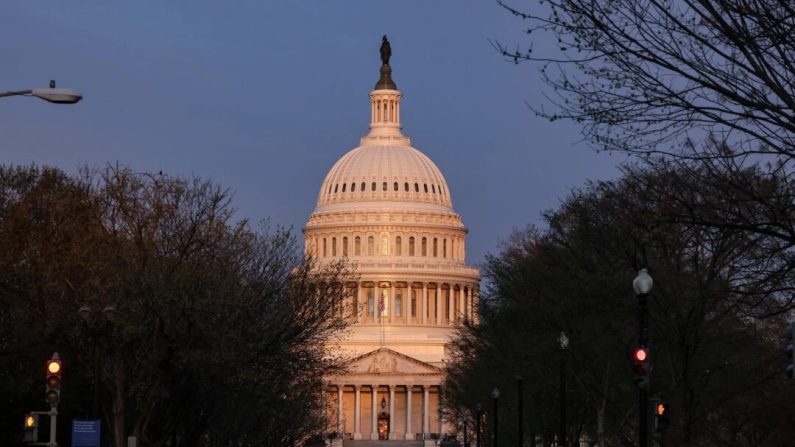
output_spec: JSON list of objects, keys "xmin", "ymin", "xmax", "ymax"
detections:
[
  {"xmin": 334, "ymin": 184, "xmax": 338, "ymax": 193},
  {"xmin": 371, "ymin": 182, "xmax": 376, "ymax": 191},
  {"xmin": 433, "ymin": 238, "xmax": 438, "ymax": 257},
  {"xmin": 328, "ymin": 184, "xmax": 332, "ymax": 194},
  {"xmin": 414, "ymin": 183, "xmax": 419, "ymax": 192},
  {"xmin": 424, "ymin": 184, "xmax": 429, "ymax": 193},
  {"xmin": 355, "ymin": 236, "xmax": 361, "ymax": 255},
  {"xmin": 421, "ymin": 237, "xmax": 427, "ymax": 256},
  {"xmin": 332, "ymin": 237, "xmax": 337, "ymax": 256},
  {"xmin": 395, "ymin": 236, "xmax": 402, "ymax": 256},
  {"xmin": 393, "ymin": 182, "xmax": 399, "ymax": 191},
  {"xmin": 443, "ymin": 239, "xmax": 447, "ymax": 258},
  {"xmin": 409, "ymin": 237, "xmax": 415, "ymax": 256},
  {"xmin": 404, "ymin": 182, "xmax": 409, "ymax": 192},
  {"xmin": 368, "ymin": 236, "xmax": 375, "ymax": 256},
  {"xmin": 361, "ymin": 182, "xmax": 366, "ymax": 191},
  {"xmin": 323, "ymin": 238, "xmax": 327, "ymax": 257},
  {"xmin": 351, "ymin": 182, "xmax": 356, "ymax": 192},
  {"xmin": 343, "ymin": 237, "xmax": 348, "ymax": 256},
  {"xmin": 382, "ymin": 182, "xmax": 387, "ymax": 191},
  {"xmin": 341, "ymin": 183, "xmax": 346, "ymax": 192},
  {"xmin": 432, "ymin": 184, "xmax": 436, "ymax": 194}
]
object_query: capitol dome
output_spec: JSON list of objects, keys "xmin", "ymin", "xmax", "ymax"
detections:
[{"xmin": 313, "ymin": 37, "xmax": 478, "ymax": 443}]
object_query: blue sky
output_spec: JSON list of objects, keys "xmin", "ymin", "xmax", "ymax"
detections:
[{"xmin": 1, "ymin": 1, "xmax": 624, "ymax": 265}]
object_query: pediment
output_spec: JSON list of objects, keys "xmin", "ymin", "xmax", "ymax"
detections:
[{"xmin": 343, "ymin": 348, "xmax": 443, "ymax": 376}]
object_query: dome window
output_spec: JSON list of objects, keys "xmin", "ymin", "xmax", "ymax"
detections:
[
  {"xmin": 393, "ymin": 182, "xmax": 398, "ymax": 191},
  {"xmin": 332, "ymin": 237, "xmax": 337, "ymax": 257},
  {"xmin": 334, "ymin": 184, "xmax": 338, "ymax": 193},
  {"xmin": 341, "ymin": 183, "xmax": 346, "ymax": 192},
  {"xmin": 414, "ymin": 183, "xmax": 419, "ymax": 192},
  {"xmin": 328, "ymin": 184, "xmax": 332, "ymax": 194},
  {"xmin": 382, "ymin": 182, "xmax": 387, "ymax": 191},
  {"xmin": 355, "ymin": 236, "xmax": 361, "ymax": 256},
  {"xmin": 409, "ymin": 237, "xmax": 415, "ymax": 256},
  {"xmin": 433, "ymin": 238, "xmax": 438, "ymax": 257},
  {"xmin": 371, "ymin": 182, "xmax": 376, "ymax": 191},
  {"xmin": 395, "ymin": 236, "xmax": 402, "ymax": 256},
  {"xmin": 343, "ymin": 237, "xmax": 348, "ymax": 256},
  {"xmin": 367, "ymin": 236, "xmax": 375, "ymax": 255},
  {"xmin": 351, "ymin": 182, "xmax": 356, "ymax": 192},
  {"xmin": 424, "ymin": 184, "xmax": 428, "ymax": 193},
  {"xmin": 404, "ymin": 182, "xmax": 409, "ymax": 192},
  {"xmin": 361, "ymin": 182, "xmax": 366, "ymax": 191},
  {"xmin": 421, "ymin": 237, "xmax": 427, "ymax": 256},
  {"xmin": 432, "ymin": 184, "xmax": 436, "ymax": 194}
]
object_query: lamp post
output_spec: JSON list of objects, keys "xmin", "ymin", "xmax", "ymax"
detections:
[
  {"xmin": 1, "ymin": 80, "xmax": 82, "ymax": 104},
  {"xmin": 558, "ymin": 331, "xmax": 569, "ymax": 447},
  {"xmin": 492, "ymin": 387, "xmax": 500, "ymax": 447},
  {"xmin": 633, "ymin": 269, "xmax": 653, "ymax": 447},
  {"xmin": 475, "ymin": 404, "xmax": 482, "ymax": 447},
  {"xmin": 516, "ymin": 373, "xmax": 523, "ymax": 447},
  {"xmin": 78, "ymin": 305, "xmax": 116, "ymax": 419}
]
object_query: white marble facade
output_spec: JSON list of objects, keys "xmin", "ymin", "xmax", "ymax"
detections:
[{"xmin": 304, "ymin": 53, "xmax": 479, "ymax": 442}]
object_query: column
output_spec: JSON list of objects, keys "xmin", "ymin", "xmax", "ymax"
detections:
[
  {"xmin": 337, "ymin": 385, "xmax": 344, "ymax": 435},
  {"xmin": 388, "ymin": 385, "xmax": 396, "ymax": 439},
  {"xmin": 447, "ymin": 287, "xmax": 454, "ymax": 325},
  {"xmin": 390, "ymin": 283, "xmax": 395, "ymax": 324},
  {"xmin": 356, "ymin": 284, "xmax": 362, "ymax": 323},
  {"xmin": 436, "ymin": 287, "xmax": 442, "ymax": 326},
  {"xmin": 407, "ymin": 286, "xmax": 413, "ymax": 325},
  {"xmin": 458, "ymin": 286, "xmax": 465, "ymax": 322},
  {"xmin": 421, "ymin": 283, "xmax": 428, "ymax": 325},
  {"xmin": 371, "ymin": 385, "xmax": 379, "ymax": 440},
  {"xmin": 438, "ymin": 386, "xmax": 445, "ymax": 435},
  {"xmin": 405, "ymin": 385, "xmax": 413, "ymax": 440},
  {"xmin": 422, "ymin": 385, "xmax": 430, "ymax": 436},
  {"xmin": 354, "ymin": 385, "xmax": 362, "ymax": 439}
]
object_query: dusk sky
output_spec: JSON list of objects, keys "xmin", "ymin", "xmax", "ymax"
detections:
[{"xmin": 2, "ymin": 1, "xmax": 624, "ymax": 266}]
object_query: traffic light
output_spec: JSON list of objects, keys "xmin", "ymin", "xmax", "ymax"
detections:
[
  {"xmin": 45, "ymin": 352, "xmax": 62, "ymax": 406},
  {"xmin": 651, "ymin": 400, "xmax": 670, "ymax": 433},
  {"xmin": 23, "ymin": 414, "xmax": 38, "ymax": 442},
  {"xmin": 786, "ymin": 322, "xmax": 793, "ymax": 379},
  {"xmin": 632, "ymin": 346, "xmax": 651, "ymax": 388}
]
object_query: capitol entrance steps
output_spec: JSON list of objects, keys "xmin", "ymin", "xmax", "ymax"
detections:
[{"xmin": 342, "ymin": 440, "xmax": 424, "ymax": 447}]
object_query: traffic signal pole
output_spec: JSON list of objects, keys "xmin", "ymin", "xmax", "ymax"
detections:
[{"xmin": 638, "ymin": 292, "xmax": 649, "ymax": 447}]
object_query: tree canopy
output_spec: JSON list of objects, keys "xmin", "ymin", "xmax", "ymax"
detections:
[{"xmin": 0, "ymin": 165, "xmax": 354, "ymax": 447}]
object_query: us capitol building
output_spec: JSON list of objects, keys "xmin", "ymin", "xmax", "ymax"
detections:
[{"xmin": 304, "ymin": 37, "xmax": 480, "ymax": 444}]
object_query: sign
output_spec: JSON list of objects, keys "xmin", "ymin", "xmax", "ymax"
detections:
[{"xmin": 72, "ymin": 419, "xmax": 101, "ymax": 447}]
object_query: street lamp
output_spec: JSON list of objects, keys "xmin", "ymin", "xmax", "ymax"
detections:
[
  {"xmin": 0, "ymin": 80, "xmax": 82, "ymax": 104},
  {"xmin": 491, "ymin": 387, "xmax": 500, "ymax": 447},
  {"xmin": 515, "ymin": 373, "xmax": 523, "ymax": 447},
  {"xmin": 632, "ymin": 269, "xmax": 653, "ymax": 447},
  {"xmin": 558, "ymin": 331, "xmax": 569, "ymax": 447},
  {"xmin": 78, "ymin": 305, "xmax": 116, "ymax": 419},
  {"xmin": 475, "ymin": 403, "xmax": 482, "ymax": 447}
]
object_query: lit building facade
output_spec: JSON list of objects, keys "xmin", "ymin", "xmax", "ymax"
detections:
[{"xmin": 304, "ymin": 41, "xmax": 479, "ymax": 443}]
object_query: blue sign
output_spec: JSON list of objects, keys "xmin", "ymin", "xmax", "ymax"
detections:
[{"xmin": 72, "ymin": 420, "xmax": 101, "ymax": 447}]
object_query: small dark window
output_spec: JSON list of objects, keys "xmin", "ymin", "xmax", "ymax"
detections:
[
  {"xmin": 404, "ymin": 182, "xmax": 409, "ymax": 192},
  {"xmin": 351, "ymin": 182, "xmax": 356, "ymax": 192},
  {"xmin": 328, "ymin": 185, "xmax": 332, "ymax": 194},
  {"xmin": 334, "ymin": 184, "xmax": 338, "ymax": 193},
  {"xmin": 432, "ymin": 184, "xmax": 436, "ymax": 194},
  {"xmin": 424, "ymin": 184, "xmax": 428, "ymax": 193},
  {"xmin": 393, "ymin": 182, "xmax": 398, "ymax": 191},
  {"xmin": 342, "ymin": 183, "xmax": 346, "ymax": 192},
  {"xmin": 382, "ymin": 182, "xmax": 387, "ymax": 191},
  {"xmin": 414, "ymin": 183, "xmax": 419, "ymax": 192},
  {"xmin": 371, "ymin": 182, "xmax": 376, "ymax": 191},
  {"xmin": 361, "ymin": 182, "xmax": 366, "ymax": 191}
]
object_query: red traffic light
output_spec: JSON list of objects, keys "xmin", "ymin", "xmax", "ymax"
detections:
[
  {"xmin": 46, "ymin": 359, "xmax": 61, "ymax": 375},
  {"xmin": 633, "ymin": 347, "xmax": 649, "ymax": 362}
]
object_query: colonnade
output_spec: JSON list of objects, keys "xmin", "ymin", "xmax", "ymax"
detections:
[
  {"xmin": 338, "ymin": 280, "xmax": 478, "ymax": 326},
  {"xmin": 330, "ymin": 384, "xmax": 444, "ymax": 440}
]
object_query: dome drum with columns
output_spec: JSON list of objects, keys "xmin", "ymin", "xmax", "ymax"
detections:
[{"xmin": 305, "ymin": 37, "xmax": 479, "ymax": 444}]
